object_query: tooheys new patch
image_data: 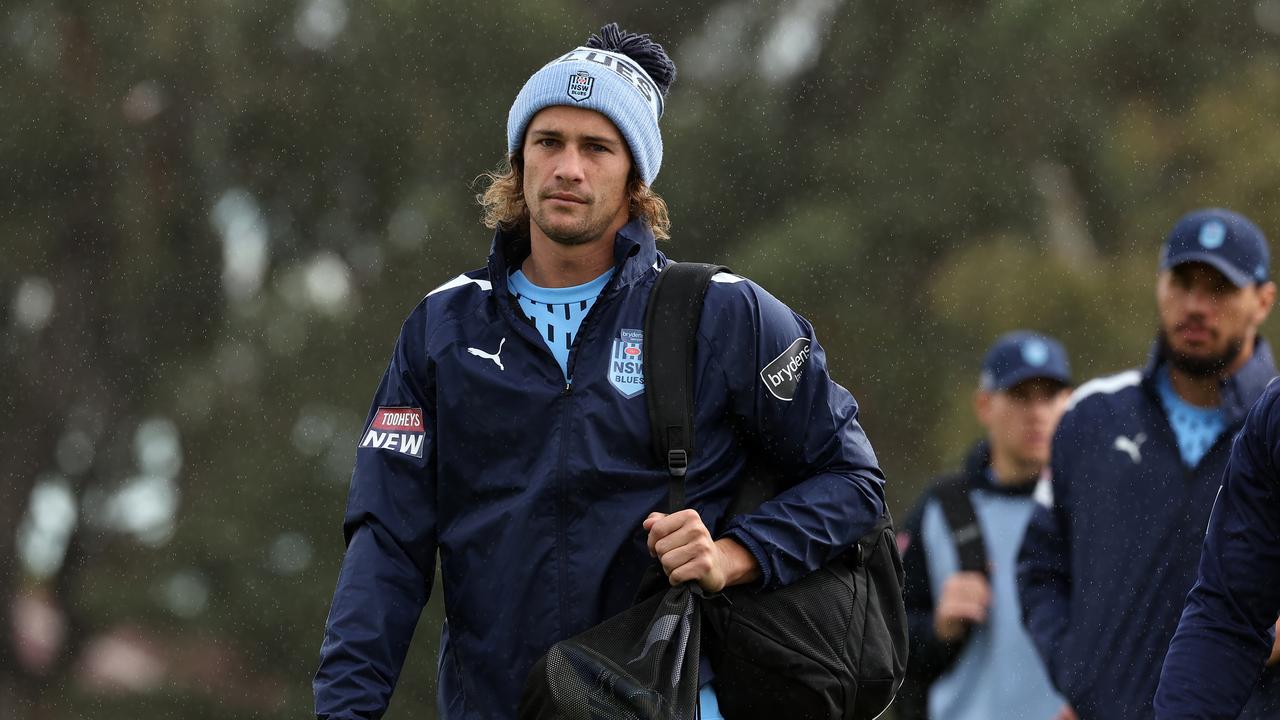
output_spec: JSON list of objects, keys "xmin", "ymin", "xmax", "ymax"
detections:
[
  {"xmin": 760, "ymin": 338, "xmax": 812, "ymax": 401},
  {"xmin": 359, "ymin": 407, "xmax": 426, "ymax": 458}
]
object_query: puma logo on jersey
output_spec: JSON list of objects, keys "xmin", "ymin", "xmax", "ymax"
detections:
[
  {"xmin": 467, "ymin": 338, "xmax": 506, "ymax": 371},
  {"xmin": 1113, "ymin": 433, "xmax": 1146, "ymax": 464}
]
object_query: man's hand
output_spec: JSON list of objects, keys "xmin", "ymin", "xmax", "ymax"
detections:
[
  {"xmin": 643, "ymin": 510, "xmax": 760, "ymax": 592},
  {"xmin": 1052, "ymin": 704, "xmax": 1079, "ymax": 720},
  {"xmin": 933, "ymin": 571, "xmax": 992, "ymax": 642}
]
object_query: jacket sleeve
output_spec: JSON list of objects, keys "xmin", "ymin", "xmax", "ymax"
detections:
[
  {"xmin": 1155, "ymin": 384, "xmax": 1280, "ymax": 719},
  {"xmin": 896, "ymin": 493, "xmax": 965, "ymax": 717},
  {"xmin": 712, "ymin": 278, "xmax": 886, "ymax": 589},
  {"xmin": 314, "ymin": 306, "xmax": 438, "ymax": 720},
  {"xmin": 1017, "ymin": 409, "xmax": 1077, "ymax": 694}
]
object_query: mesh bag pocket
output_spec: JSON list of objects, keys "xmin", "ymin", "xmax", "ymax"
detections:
[{"xmin": 520, "ymin": 584, "xmax": 702, "ymax": 720}]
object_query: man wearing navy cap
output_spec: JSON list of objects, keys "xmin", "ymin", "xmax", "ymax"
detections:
[
  {"xmin": 898, "ymin": 331, "xmax": 1074, "ymax": 720},
  {"xmin": 1018, "ymin": 208, "xmax": 1280, "ymax": 719}
]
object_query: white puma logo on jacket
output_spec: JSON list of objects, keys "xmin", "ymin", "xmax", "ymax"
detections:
[
  {"xmin": 1113, "ymin": 433, "xmax": 1147, "ymax": 463},
  {"xmin": 467, "ymin": 338, "xmax": 506, "ymax": 371}
]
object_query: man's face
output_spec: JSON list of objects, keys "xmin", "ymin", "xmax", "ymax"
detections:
[
  {"xmin": 976, "ymin": 378, "xmax": 1071, "ymax": 470},
  {"xmin": 521, "ymin": 105, "xmax": 633, "ymax": 247},
  {"xmin": 1156, "ymin": 262, "xmax": 1275, "ymax": 377}
]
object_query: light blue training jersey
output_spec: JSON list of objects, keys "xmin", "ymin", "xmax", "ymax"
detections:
[
  {"xmin": 922, "ymin": 471, "xmax": 1065, "ymax": 720},
  {"xmin": 508, "ymin": 268, "xmax": 615, "ymax": 380},
  {"xmin": 1155, "ymin": 366, "xmax": 1226, "ymax": 468}
]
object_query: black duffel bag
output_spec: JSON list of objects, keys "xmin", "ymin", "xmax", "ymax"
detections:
[
  {"xmin": 643, "ymin": 262, "xmax": 909, "ymax": 720},
  {"xmin": 700, "ymin": 513, "xmax": 905, "ymax": 719}
]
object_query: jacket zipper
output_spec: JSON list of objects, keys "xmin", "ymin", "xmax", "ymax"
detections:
[
  {"xmin": 497, "ymin": 282, "xmax": 590, "ymax": 638},
  {"xmin": 563, "ymin": 269, "xmax": 624, "ymax": 388},
  {"xmin": 555, "ymin": 387, "xmax": 574, "ymax": 635},
  {"xmin": 551, "ymin": 267, "xmax": 630, "ymax": 632}
]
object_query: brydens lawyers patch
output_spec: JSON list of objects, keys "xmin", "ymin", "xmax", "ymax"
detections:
[
  {"xmin": 359, "ymin": 407, "xmax": 425, "ymax": 458},
  {"xmin": 567, "ymin": 72, "xmax": 594, "ymax": 102},
  {"xmin": 609, "ymin": 328, "xmax": 644, "ymax": 398},
  {"xmin": 761, "ymin": 338, "xmax": 812, "ymax": 401}
]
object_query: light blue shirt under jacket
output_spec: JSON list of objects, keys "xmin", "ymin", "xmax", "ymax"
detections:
[
  {"xmin": 1155, "ymin": 366, "xmax": 1226, "ymax": 468},
  {"xmin": 921, "ymin": 468, "xmax": 1065, "ymax": 720}
]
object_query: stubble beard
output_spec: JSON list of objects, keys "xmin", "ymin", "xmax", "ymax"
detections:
[
  {"xmin": 526, "ymin": 188, "xmax": 607, "ymax": 247},
  {"xmin": 1157, "ymin": 327, "xmax": 1246, "ymax": 378},
  {"xmin": 532, "ymin": 208, "xmax": 597, "ymax": 247}
]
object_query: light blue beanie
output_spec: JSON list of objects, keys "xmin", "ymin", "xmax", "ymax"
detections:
[{"xmin": 507, "ymin": 46, "xmax": 665, "ymax": 185}]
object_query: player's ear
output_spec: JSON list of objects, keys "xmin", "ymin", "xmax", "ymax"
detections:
[
  {"xmin": 973, "ymin": 389, "xmax": 992, "ymax": 429},
  {"xmin": 1253, "ymin": 280, "xmax": 1276, "ymax": 325}
]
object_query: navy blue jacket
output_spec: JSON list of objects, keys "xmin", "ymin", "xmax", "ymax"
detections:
[
  {"xmin": 312, "ymin": 219, "xmax": 887, "ymax": 719},
  {"xmin": 1017, "ymin": 342, "xmax": 1280, "ymax": 719},
  {"xmin": 1156, "ymin": 379, "xmax": 1280, "ymax": 719}
]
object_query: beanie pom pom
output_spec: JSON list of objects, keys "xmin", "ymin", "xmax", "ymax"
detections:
[{"xmin": 586, "ymin": 22, "xmax": 676, "ymax": 96}]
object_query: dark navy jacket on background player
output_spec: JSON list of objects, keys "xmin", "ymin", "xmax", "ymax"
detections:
[
  {"xmin": 312, "ymin": 218, "xmax": 887, "ymax": 719},
  {"xmin": 1156, "ymin": 380, "xmax": 1280, "ymax": 719},
  {"xmin": 1017, "ymin": 342, "xmax": 1280, "ymax": 719}
]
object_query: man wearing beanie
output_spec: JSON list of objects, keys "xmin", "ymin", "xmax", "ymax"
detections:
[
  {"xmin": 1017, "ymin": 209, "xmax": 1280, "ymax": 719},
  {"xmin": 898, "ymin": 332, "xmax": 1074, "ymax": 720},
  {"xmin": 312, "ymin": 24, "xmax": 887, "ymax": 720}
]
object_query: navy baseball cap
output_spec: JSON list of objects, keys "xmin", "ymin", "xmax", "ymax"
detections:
[
  {"xmin": 980, "ymin": 331, "xmax": 1072, "ymax": 391},
  {"xmin": 1159, "ymin": 208, "xmax": 1270, "ymax": 287}
]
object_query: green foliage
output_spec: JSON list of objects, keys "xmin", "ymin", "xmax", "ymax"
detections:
[
  {"xmin": 924, "ymin": 239, "xmax": 1155, "ymax": 476},
  {"xmin": 6, "ymin": 1, "xmax": 1280, "ymax": 718}
]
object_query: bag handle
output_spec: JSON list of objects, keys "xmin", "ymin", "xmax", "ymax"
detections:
[{"xmin": 642, "ymin": 262, "xmax": 727, "ymax": 513}]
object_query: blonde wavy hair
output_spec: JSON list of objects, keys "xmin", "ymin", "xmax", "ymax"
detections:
[{"xmin": 476, "ymin": 153, "xmax": 671, "ymax": 241}]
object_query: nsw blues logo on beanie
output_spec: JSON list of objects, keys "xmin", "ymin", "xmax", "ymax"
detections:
[{"xmin": 567, "ymin": 72, "xmax": 594, "ymax": 102}]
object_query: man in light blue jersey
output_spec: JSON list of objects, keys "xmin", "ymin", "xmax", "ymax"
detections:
[{"xmin": 898, "ymin": 331, "xmax": 1074, "ymax": 720}]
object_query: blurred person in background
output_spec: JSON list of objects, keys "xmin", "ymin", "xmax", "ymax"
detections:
[
  {"xmin": 1018, "ymin": 208, "xmax": 1280, "ymax": 719},
  {"xmin": 310, "ymin": 21, "xmax": 887, "ymax": 720},
  {"xmin": 897, "ymin": 331, "xmax": 1074, "ymax": 720},
  {"xmin": 1156, "ymin": 376, "xmax": 1280, "ymax": 719}
]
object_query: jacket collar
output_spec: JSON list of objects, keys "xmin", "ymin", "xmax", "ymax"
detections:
[
  {"xmin": 1140, "ymin": 337, "xmax": 1277, "ymax": 426},
  {"xmin": 486, "ymin": 217, "xmax": 659, "ymax": 299},
  {"xmin": 962, "ymin": 441, "xmax": 992, "ymax": 482}
]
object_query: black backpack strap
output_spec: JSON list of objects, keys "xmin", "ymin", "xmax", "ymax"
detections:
[
  {"xmin": 932, "ymin": 478, "xmax": 988, "ymax": 575},
  {"xmin": 643, "ymin": 262, "xmax": 728, "ymax": 513}
]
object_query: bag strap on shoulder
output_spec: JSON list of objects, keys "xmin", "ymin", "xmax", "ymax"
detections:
[
  {"xmin": 932, "ymin": 478, "xmax": 988, "ymax": 575},
  {"xmin": 643, "ymin": 262, "xmax": 728, "ymax": 513}
]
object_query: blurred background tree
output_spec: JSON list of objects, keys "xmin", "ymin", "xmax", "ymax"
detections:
[{"xmin": 4, "ymin": 0, "xmax": 1280, "ymax": 717}]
